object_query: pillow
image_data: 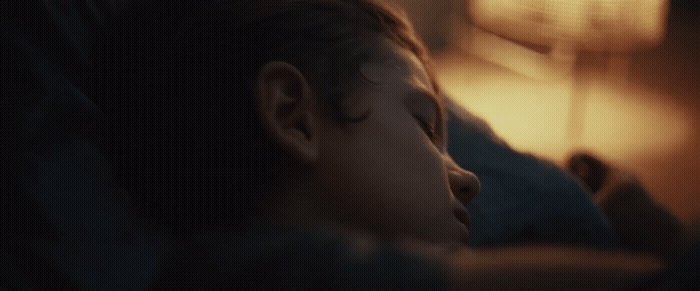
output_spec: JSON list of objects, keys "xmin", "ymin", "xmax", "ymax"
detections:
[
  {"xmin": 444, "ymin": 97, "xmax": 618, "ymax": 247},
  {"xmin": 1, "ymin": 1, "xmax": 167, "ymax": 288}
]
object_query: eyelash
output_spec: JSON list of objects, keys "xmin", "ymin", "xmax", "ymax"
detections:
[{"xmin": 413, "ymin": 114, "xmax": 438, "ymax": 142}]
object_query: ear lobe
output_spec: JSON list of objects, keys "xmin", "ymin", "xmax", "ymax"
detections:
[{"xmin": 255, "ymin": 61, "xmax": 319, "ymax": 165}]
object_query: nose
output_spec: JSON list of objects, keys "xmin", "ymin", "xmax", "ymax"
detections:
[
  {"xmin": 446, "ymin": 159, "xmax": 480, "ymax": 206},
  {"xmin": 448, "ymin": 168, "xmax": 480, "ymax": 206}
]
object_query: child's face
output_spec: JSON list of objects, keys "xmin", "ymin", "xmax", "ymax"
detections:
[{"xmin": 316, "ymin": 38, "xmax": 480, "ymax": 245}]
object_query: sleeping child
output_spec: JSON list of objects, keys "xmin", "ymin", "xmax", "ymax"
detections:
[{"xmin": 101, "ymin": 0, "xmax": 664, "ymax": 288}]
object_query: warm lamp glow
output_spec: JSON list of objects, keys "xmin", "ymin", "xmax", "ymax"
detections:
[
  {"xmin": 437, "ymin": 61, "xmax": 691, "ymax": 164},
  {"xmin": 468, "ymin": 0, "xmax": 670, "ymax": 51}
]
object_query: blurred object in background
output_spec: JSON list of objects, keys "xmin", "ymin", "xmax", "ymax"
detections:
[
  {"xmin": 390, "ymin": 0, "xmax": 698, "ymax": 227},
  {"xmin": 468, "ymin": 0, "xmax": 670, "ymax": 52},
  {"xmin": 466, "ymin": 0, "xmax": 673, "ymax": 143},
  {"xmin": 568, "ymin": 153, "xmax": 687, "ymax": 260},
  {"xmin": 435, "ymin": 48, "xmax": 691, "ymax": 163}
]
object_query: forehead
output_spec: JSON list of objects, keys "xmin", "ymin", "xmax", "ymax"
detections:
[
  {"xmin": 357, "ymin": 38, "xmax": 444, "ymax": 118},
  {"xmin": 358, "ymin": 38, "xmax": 436, "ymax": 94},
  {"xmin": 356, "ymin": 37, "xmax": 447, "ymax": 145}
]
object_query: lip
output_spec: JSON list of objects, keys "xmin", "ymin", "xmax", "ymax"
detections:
[
  {"xmin": 454, "ymin": 208, "xmax": 471, "ymax": 245},
  {"xmin": 454, "ymin": 205, "xmax": 471, "ymax": 229}
]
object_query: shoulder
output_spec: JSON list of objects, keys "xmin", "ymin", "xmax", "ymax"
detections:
[{"xmin": 155, "ymin": 226, "xmax": 450, "ymax": 289}]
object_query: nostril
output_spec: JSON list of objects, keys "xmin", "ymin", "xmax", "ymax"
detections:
[
  {"xmin": 456, "ymin": 174, "xmax": 480, "ymax": 202},
  {"xmin": 460, "ymin": 186, "xmax": 473, "ymax": 198},
  {"xmin": 457, "ymin": 186, "xmax": 478, "ymax": 205},
  {"xmin": 448, "ymin": 169, "xmax": 480, "ymax": 205}
]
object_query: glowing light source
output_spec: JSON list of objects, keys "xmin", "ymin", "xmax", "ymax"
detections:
[
  {"xmin": 468, "ymin": 0, "xmax": 670, "ymax": 52},
  {"xmin": 443, "ymin": 0, "xmax": 681, "ymax": 163},
  {"xmin": 436, "ymin": 56, "xmax": 691, "ymax": 164}
]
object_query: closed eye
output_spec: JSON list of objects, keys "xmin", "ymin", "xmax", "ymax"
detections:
[{"xmin": 413, "ymin": 114, "xmax": 438, "ymax": 143}]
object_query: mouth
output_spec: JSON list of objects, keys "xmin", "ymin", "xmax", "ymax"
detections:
[{"xmin": 454, "ymin": 207, "xmax": 471, "ymax": 245}]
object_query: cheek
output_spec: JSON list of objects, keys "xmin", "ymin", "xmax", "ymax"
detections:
[
  {"xmin": 365, "ymin": 108, "xmax": 446, "ymax": 185},
  {"xmin": 316, "ymin": 104, "xmax": 456, "ymax": 239},
  {"xmin": 348, "ymin": 114, "xmax": 451, "ymax": 214}
]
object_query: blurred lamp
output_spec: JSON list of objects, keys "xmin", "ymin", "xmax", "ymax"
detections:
[
  {"xmin": 468, "ymin": 0, "xmax": 670, "ymax": 52},
  {"xmin": 466, "ymin": 0, "xmax": 670, "ymax": 141}
]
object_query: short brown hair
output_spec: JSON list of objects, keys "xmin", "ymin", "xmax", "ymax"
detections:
[{"xmin": 103, "ymin": 0, "xmax": 436, "ymax": 234}]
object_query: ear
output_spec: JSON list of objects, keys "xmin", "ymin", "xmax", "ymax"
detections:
[{"xmin": 255, "ymin": 61, "xmax": 320, "ymax": 165}]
